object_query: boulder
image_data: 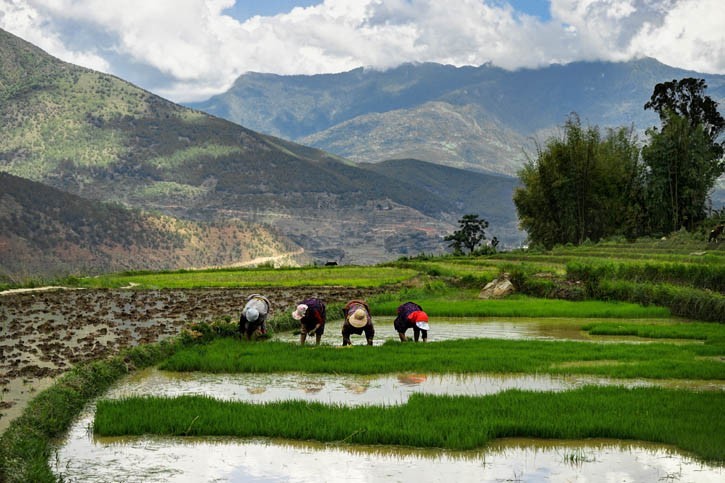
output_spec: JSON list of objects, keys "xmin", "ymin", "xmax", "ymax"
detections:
[{"xmin": 478, "ymin": 273, "xmax": 515, "ymax": 299}]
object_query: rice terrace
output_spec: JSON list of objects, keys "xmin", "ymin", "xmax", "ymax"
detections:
[{"xmin": 1, "ymin": 236, "xmax": 724, "ymax": 482}]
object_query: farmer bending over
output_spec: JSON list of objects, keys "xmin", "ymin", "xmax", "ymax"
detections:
[
  {"xmin": 394, "ymin": 301, "xmax": 429, "ymax": 342},
  {"xmin": 239, "ymin": 293, "xmax": 271, "ymax": 340},
  {"xmin": 292, "ymin": 298, "xmax": 326, "ymax": 345},
  {"xmin": 341, "ymin": 300, "xmax": 374, "ymax": 346}
]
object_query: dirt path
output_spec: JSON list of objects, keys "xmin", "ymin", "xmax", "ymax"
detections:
[{"xmin": 0, "ymin": 286, "xmax": 382, "ymax": 433}]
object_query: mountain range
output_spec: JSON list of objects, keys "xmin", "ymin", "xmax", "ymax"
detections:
[
  {"xmin": 2, "ymin": 27, "xmax": 724, "ymax": 281},
  {"xmin": 189, "ymin": 59, "xmax": 725, "ymax": 176},
  {"xmin": 1, "ymin": 28, "xmax": 512, "ymax": 280}
]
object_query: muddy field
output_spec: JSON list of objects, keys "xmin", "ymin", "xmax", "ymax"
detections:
[{"xmin": 0, "ymin": 286, "xmax": 382, "ymax": 433}]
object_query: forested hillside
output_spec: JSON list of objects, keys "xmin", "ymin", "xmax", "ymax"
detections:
[{"xmin": 0, "ymin": 173, "xmax": 303, "ymax": 282}]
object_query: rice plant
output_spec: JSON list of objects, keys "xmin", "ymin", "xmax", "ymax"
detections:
[{"xmin": 93, "ymin": 386, "xmax": 725, "ymax": 462}]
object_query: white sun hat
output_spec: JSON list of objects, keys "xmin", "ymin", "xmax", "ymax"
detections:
[
  {"xmin": 292, "ymin": 304, "xmax": 308, "ymax": 320},
  {"xmin": 246, "ymin": 307, "xmax": 259, "ymax": 322}
]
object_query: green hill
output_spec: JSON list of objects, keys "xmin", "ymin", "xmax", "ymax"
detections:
[{"xmin": 0, "ymin": 28, "xmax": 481, "ymax": 268}]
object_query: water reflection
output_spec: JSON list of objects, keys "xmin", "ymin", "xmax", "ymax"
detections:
[
  {"xmin": 104, "ymin": 369, "xmax": 723, "ymax": 408},
  {"xmin": 53, "ymin": 406, "xmax": 724, "ymax": 483},
  {"xmin": 275, "ymin": 317, "xmax": 702, "ymax": 346}
]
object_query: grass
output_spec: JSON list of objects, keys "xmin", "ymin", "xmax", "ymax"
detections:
[
  {"xmin": 0, "ymin": 341, "xmax": 181, "ymax": 483},
  {"xmin": 68, "ymin": 266, "xmax": 419, "ymax": 289},
  {"xmin": 93, "ymin": 386, "xmax": 725, "ymax": 462},
  {"xmin": 159, "ymin": 337, "xmax": 725, "ymax": 380},
  {"xmin": 582, "ymin": 321, "xmax": 725, "ymax": 341},
  {"xmin": 368, "ymin": 293, "xmax": 671, "ymax": 318}
]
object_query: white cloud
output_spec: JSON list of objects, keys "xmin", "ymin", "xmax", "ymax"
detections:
[
  {"xmin": 0, "ymin": 0, "xmax": 723, "ymax": 102},
  {"xmin": 0, "ymin": 0, "xmax": 110, "ymax": 71}
]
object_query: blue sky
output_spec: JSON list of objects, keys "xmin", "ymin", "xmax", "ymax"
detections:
[
  {"xmin": 0, "ymin": 0, "xmax": 722, "ymax": 102},
  {"xmin": 226, "ymin": 1, "xmax": 552, "ymax": 22},
  {"xmin": 224, "ymin": 1, "xmax": 322, "ymax": 21}
]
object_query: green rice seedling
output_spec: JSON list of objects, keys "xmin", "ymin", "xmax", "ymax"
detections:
[
  {"xmin": 70, "ymin": 266, "xmax": 419, "ymax": 289},
  {"xmin": 582, "ymin": 322, "xmax": 725, "ymax": 341},
  {"xmin": 369, "ymin": 295, "xmax": 670, "ymax": 318},
  {"xmin": 93, "ymin": 386, "xmax": 725, "ymax": 462},
  {"xmin": 158, "ymin": 337, "xmax": 725, "ymax": 380},
  {"xmin": 567, "ymin": 259, "xmax": 725, "ymax": 292}
]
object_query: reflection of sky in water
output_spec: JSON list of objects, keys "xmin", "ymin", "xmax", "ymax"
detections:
[
  {"xmin": 54, "ymin": 406, "xmax": 724, "ymax": 483},
  {"xmin": 276, "ymin": 317, "xmax": 701, "ymax": 346},
  {"xmin": 51, "ymin": 317, "xmax": 719, "ymax": 481},
  {"xmin": 105, "ymin": 369, "xmax": 723, "ymax": 407}
]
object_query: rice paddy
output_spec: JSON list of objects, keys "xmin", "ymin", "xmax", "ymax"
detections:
[
  {"xmin": 3, "ymin": 238, "xmax": 724, "ymax": 482},
  {"xmin": 69, "ymin": 265, "xmax": 419, "ymax": 289}
]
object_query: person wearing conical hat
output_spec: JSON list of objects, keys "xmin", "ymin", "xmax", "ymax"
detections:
[
  {"xmin": 394, "ymin": 301, "xmax": 429, "ymax": 342},
  {"xmin": 292, "ymin": 298, "xmax": 326, "ymax": 345},
  {"xmin": 239, "ymin": 294, "xmax": 271, "ymax": 341},
  {"xmin": 341, "ymin": 300, "xmax": 374, "ymax": 346}
]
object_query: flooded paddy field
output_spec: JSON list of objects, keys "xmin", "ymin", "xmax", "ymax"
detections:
[
  {"xmin": 274, "ymin": 316, "xmax": 703, "ymax": 346},
  {"xmin": 0, "ymin": 287, "xmax": 382, "ymax": 432},
  {"xmin": 54, "ymin": 403, "xmax": 724, "ymax": 482},
  {"xmin": 106, "ymin": 368, "xmax": 724, "ymax": 406},
  {"xmin": 51, "ymin": 366, "xmax": 724, "ymax": 481}
]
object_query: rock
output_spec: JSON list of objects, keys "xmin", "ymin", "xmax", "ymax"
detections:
[{"xmin": 478, "ymin": 274, "xmax": 515, "ymax": 299}]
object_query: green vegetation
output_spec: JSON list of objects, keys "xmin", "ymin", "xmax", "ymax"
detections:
[
  {"xmin": 94, "ymin": 387, "xmax": 725, "ymax": 462},
  {"xmin": 369, "ymin": 293, "xmax": 670, "ymax": 318},
  {"xmin": 159, "ymin": 337, "xmax": 724, "ymax": 380},
  {"xmin": 444, "ymin": 214, "xmax": 491, "ymax": 255},
  {"xmin": 514, "ymin": 78, "xmax": 724, "ymax": 248},
  {"xmin": 582, "ymin": 321, "xmax": 725, "ymax": 341},
  {"xmin": 70, "ymin": 266, "xmax": 418, "ymax": 289},
  {"xmin": 0, "ymin": 341, "xmax": 181, "ymax": 483}
]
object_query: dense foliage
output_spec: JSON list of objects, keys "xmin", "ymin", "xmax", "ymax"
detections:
[
  {"xmin": 513, "ymin": 116, "xmax": 642, "ymax": 247},
  {"xmin": 514, "ymin": 79, "xmax": 724, "ymax": 248}
]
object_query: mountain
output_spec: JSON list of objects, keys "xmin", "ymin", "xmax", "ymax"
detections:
[
  {"xmin": 0, "ymin": 172, "xmax": 305, "ymax": 283},
  {"xmin": 1, "ymin": 28, "xmax": 489, "ymax": 271},
  {"xmin": 189, "ymin": 59, "xmax": 725, "ymax": 176},
  {"xmin": 360, "ymin": 159, "xmax": 520, "ymax": 245}
]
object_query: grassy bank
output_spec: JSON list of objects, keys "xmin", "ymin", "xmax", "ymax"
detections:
[
  {"xmin": 93, "ymin": 387, "xmax": 725, "ymax": 462},
  {"xmin": 159, "ymin": 337, "xmax": 725, "ymax": 380},
  {"xmin": 0, "ymin": 341, "xmax": 181, "ymax": 483}
]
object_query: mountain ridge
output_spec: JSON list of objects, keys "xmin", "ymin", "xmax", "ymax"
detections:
[
  {"xmin": 189, "ymin": 58, "xmax": 725, "ymax": 175},
  {"xmin": 2, "ymin": 28, "xmax": 514, "ymax": 275}
]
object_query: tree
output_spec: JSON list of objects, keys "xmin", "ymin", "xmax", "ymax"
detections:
[
  {"xmin": 644, "ymin": 78, "xmax": 724, "ymax": 155},
  {"xmin": 445, "ymin": 214, "xmax": 488, "ymax": 254},
  {"xmin": 513, "ymin": 115, "xmax": 643, "ymax": 249},
  {"xmin": 642, "ymin": 78, "xmax": 725, "ymax": 233},
  {"xmin": 642, "ymin": 113, "xmax": 723, "ymax": 233}
]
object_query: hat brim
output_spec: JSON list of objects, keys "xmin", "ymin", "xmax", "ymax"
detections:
[
  {"xmin": 291, "ymin": 312, "xmax": 304, "ymax": 320},
  {"xmin": 349, "ymin": 318, "xmax": 368, "ymax": 328},
  {"xmin": 415, "ymin": 321, "xmax": 430, "ymax": 331}
]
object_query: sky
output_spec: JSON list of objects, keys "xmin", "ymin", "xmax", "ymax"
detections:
[{"xmin": 0, "ymin": 0, "xmax": 723, "ymax": 102}]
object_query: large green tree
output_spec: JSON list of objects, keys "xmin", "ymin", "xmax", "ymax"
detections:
[
  {"xmin": 513, "ymin": 116, "xmax": 643, "ymax": 248},
  {"xmin": 644, "ymin": 78, "xmax": 724, "ymax": 155},
  {"xmin": 642, "ymin": 78, "xmax": 725, "ymax": 233}
]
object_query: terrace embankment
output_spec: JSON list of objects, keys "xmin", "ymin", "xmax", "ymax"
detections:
[{"xmin": 0, "ymin": 286, "xmax": 384, "ymax": 433}]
